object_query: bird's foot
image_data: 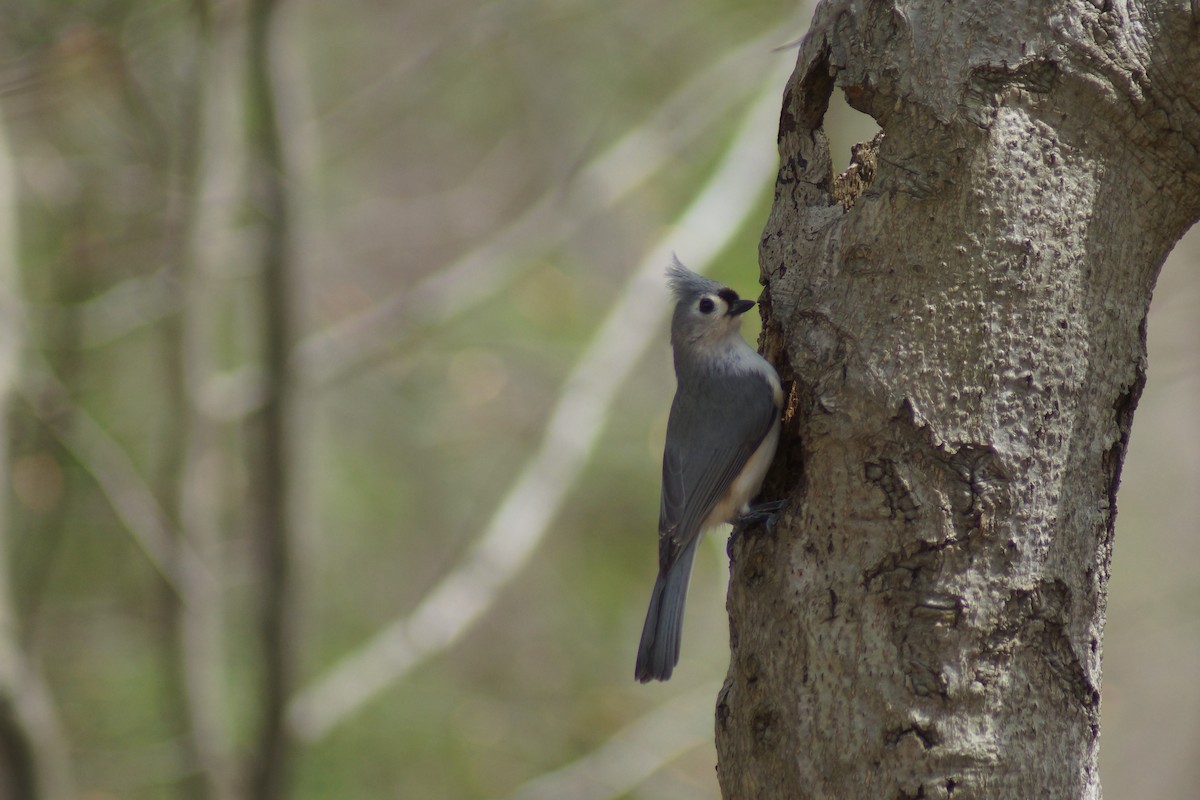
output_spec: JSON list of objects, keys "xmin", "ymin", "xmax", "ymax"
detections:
[{"xmin": 733, "ymin": 499, "xmax": 785, "ymax": 529}]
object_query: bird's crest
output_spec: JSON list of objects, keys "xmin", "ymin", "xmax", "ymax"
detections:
[{"xmin": 666, "ymin": 255, "xmax": 724, "ymax": 301}]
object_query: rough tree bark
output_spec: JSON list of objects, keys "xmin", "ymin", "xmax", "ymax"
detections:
[{"xmin": 716, "ymin": 1, "xmax": 1200, "ymax": 798}]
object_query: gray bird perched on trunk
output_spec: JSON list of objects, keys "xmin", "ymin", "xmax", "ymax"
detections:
[{"xmin": 635, "ymin": 257, "xmax": 783, "ymax": 683}]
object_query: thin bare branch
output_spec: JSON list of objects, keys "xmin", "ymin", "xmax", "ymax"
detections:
[
  {"xmin": 292, "ymin": 21, "xmax": 801, "ymax": 388},
  {"xmin": 503, "ymin": 683, "xmax": 719, "ymax": 800},
  {"xmin": 167, "ymin": 1, "xmax": 241, "ymax": 796},
  {"xmin": 0, "ymin": 90, "xmax": 75, "ymax": 800},
  {"xmin": 286, "ymin": 53, "xmax": 794, "ymax": 743},
  {"xmin": 20, "ymin": 269, "xmax": 181, "ymax": 350},
  {"xmin": 19, "ymin": 355, "xmax": 216, "ymax": 604}
]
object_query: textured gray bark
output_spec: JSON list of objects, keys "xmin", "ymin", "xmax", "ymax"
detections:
[{"xmin": 716, "ymin": 1, "xmax": 1200, "ymax": 798}]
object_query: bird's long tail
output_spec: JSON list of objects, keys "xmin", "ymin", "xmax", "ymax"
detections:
[{"xmin": 634, "ymin": 539, "xmax": 699, "ymax": 682}]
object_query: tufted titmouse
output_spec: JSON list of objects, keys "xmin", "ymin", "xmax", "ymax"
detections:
[{"xmin": 635, "ymin": 258, "xmax": 783, "ymax": 683}]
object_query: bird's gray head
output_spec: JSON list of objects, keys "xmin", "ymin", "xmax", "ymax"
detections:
[{"xmin": 666, "ymin": 257, "xmax": 756, "ymax": 352}]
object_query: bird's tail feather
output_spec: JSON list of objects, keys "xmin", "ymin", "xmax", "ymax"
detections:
[{"xmin": 634, "ymin": 539, "xmax": 699, "ymax": 682}]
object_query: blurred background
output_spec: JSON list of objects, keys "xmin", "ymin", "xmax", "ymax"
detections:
[{"xmin": 0, "ymin": 1, "xmax": 1195, "ymax": 798}]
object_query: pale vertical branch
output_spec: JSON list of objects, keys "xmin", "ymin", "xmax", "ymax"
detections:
[
  {"xmin": 286, "ymin": 54, "xmax": 794, "ymax": 743},
  {"xmin": 165, "ymin": 1, "xmax": 239, "ymax": 797},
  {"xmin": 245, "ymin": 0, "xmax": 296, "ymax": 797},
  {"xmin": 156, "ymin": 2, "xmax": 209, "ymax": 795},
  {"xmin": 0, "ymin": 92, "xmax": 75, "ymax": 800}
]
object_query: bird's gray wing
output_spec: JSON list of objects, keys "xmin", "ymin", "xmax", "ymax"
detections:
[{"xmin": 658, "ymin": 370, "xmax": 778, "ymax": 572}]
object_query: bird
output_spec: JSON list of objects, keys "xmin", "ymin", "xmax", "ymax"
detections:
[{"xmin": 635, "ymin": 257, "xmax": 783, "ymax": 683}]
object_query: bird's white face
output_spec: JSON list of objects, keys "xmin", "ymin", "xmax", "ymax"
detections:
[{"xmin": 675, "ymin": 287, "xmax": 755, "ymax": 347}]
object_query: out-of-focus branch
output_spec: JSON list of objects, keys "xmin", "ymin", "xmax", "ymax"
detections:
[
  {"xmin": 291, "ymin": 22, "xmax": 798, "ymax": 388},
  {"xmin": 244, "ymin": 0, "xmax": 296, "ymax": 797},
  {"xmin": 162, "ymin": 1, "xmax": 239, "ymax": 798},
  {"xmin": 285, "ymin": 54, "xmax": 793, "ymax": 743},
  {"xmin": 50, "ymin": 23, "xmax": 800, "ymax": 414},
  {"xmin": 29, "ymin": 269, "xmax": 181, "ymax": 350},
  {"xmin": 504, "ymin": 683, "xmax": 720, "ymax": 800},
  {"xmin": 0, "ymin": 92, "xmax": 75, "ymax": 800},
  {"xmin": 19, "ymin": 354, "xmax": 216, "ymax": 603}
]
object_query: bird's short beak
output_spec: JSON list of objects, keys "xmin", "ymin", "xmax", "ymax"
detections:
[{"xmin": 728, "ymin": 299, "xmax": 756, "ymax": 316}]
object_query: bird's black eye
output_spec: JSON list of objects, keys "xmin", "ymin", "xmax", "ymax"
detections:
[{"xmin": 698, "ymin": 297, "xmax": 715, "ymax": 314}]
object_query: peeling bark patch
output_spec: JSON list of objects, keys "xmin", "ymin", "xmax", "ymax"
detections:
[
  {"xmin": 1095, "ymin": 359, "xmax": 1147, "ymax": 589},
  {"xmin": 969, "ymin": 58, "xmax": 1060, "ymax": 97},
  {"xmin": 1103, "ymin": 358, "xmax": 1147, "ymax": 528},
  {"xmin": 945, "ymin": 443, "xmax": 1010, "ymax": 529},
  {"xmin": 1039, "ymin": 621, "xmax": 1100, "ymax": 710},
  {"xmin": 912, "ymin": 593, "xmax": 963, "ymax": 623},
  {"xmin": 989, "ymin": 581, "xmax": 1100, "ymax": 717},
  {"xmin": 863, "ymin": 545, "xmax": 945, "ymax": 589},
  {"xmin": 892, "ymin": 404, "xmax": 1011, "ymax": 532},
  {"xmin": 899, "ymin": 598, "xmax": 956, "ymax": 700},
  {"xmin": 991, "ymin": 580, "xmax": 1069, "ymax": 639},
  {"xmin": 1032, "ymin": 578, "xmax": 1071, "ymax": 619},
  {"xmin": 886, "ymin": 723, "xmax": 940, "ymax": 749},
  {"xmin": 865, "ymin": 458, "xmax": 922, "ymax": 521},
  {"xmin": 834, "ymin": 130, "xmax": 885, "ymax": 209}
]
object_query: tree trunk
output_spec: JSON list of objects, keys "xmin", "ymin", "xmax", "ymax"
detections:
[{"xmin": 716, "ymin": 1, "xmax": 1200, "ymax": 797}]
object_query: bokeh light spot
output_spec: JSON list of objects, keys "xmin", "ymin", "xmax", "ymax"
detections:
[{"xmin": 447, "ymin": 348, "xmax": 508, "ymax": 407}]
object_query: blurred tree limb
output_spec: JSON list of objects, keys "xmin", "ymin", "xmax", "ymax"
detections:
[
  {"xmin": 285, "ymin": 50, "xmax": 795, "ymax": 743},
  {"xmin": 0, "ymin": 93, "xmax": 74, "ymax": 800},
  {"xmin": 291, "ymin": 21, "xmax": 804, "ymax": 389},
  {"xmin": 504, "ymin": 682, "xmax": 720, "ymax": 800},
  {"xmin": 20, "ymin": 23, "xmax": 794, "ymax": 379},
  {"xmin": 19, "ymin": 354, "xmax": 215, "ymax": 599},
  {"xmin": 718, "ymin": 0, "xmax": 1200, "ymax": 797},
  {"xmin": 244, "ymin": 0, "xmax": 296, "ymax": 799},
  {"xmin": 162, "ymin": 0, "xmax": 239, "ymax": 797}
]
